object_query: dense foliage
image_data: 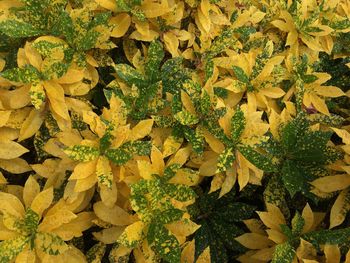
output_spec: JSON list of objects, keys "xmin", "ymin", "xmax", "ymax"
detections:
[{"xmin": 0, "ymin": 0, "xmax": 350, "ymax": 262}]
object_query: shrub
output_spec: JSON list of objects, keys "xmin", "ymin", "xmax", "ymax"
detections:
[{"xmin": 0, "ymin": 0, "xmax": 350, "ymax": 262}]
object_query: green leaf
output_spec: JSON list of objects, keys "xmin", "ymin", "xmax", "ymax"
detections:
[
  {"xmin": 230, "ymin": 107, "xmax": 245, "ymax": 143},
  {"xmin": 145, "ymin": 40, "xmax": 164, "ymax": 82},
  {"xmin": 291, "ymin": 212, "xmax": 305, "ymax": 237},
  {"xmin": 0, "ymin": 65, "xmax": 41, "ymax": 84},
  {"xmin": 0, "ymin": 20, "xmax": 43, "ymax": 38},
  {"xmin": 302, "ymin": 227, "xmax": 350, "ymax": 248},
  {"xmin": 238, "ymin": 145, "xmax": 278, "ymax": 173},
  {"xmin": 271, "ymin": 242, "xmax": 296, "ymax": 263},
  {"xmin": 194, "ymin": 221, "xmax": 228, "ymax": 263},
  {"xmin": 0, "ymin": 236, "xmax": 29, "ymax": 262},
  {"xmin": 216, "ymin": 147, "xmax": 235, "ymax": 173},
  {"xmin": 64, "ymin": 145, "xmax": 100, "ymax": 162},
  {"xmin": 147, "ymin": 223, "xmax": 181, "ymax": 263},
  {"xmin": 281, "ymin": 160, "xmax": 307, "ymax": 198},
  {"xmin": 302, "ymin": 74, "xmax": 318, "ymax": 83},
  {"xmin": 114, "ymin": 64, "xmax": 145, "ymax": 87},
  {"xmin": 232, "ymin": 66, "xmax": 249, "ymax": 84}
]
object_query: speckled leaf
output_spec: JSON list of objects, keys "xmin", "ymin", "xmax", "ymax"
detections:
[
  {"xmin": 35, "ymin": 232, "xmax": 68, "ymax": 255},
  {"xmin": 86, "ymin": 242, "xmax": 106, "ymax": 263},
  {"xmin": 238, "ymin": 145, "xmax": 278, "ymax": 173},
  {"xmin": 118, "ymin": 221, "xmax": 145, "ymax": 248},
  {"xmin": 216, "ymin": 147, "xmax": 235, "ymax": 173},
  {"xmin": 231, "ymin": 107, "xmax": 245, "ymax": 143},
  {"xmin": 105, "ymin": 147, "xmax": 132, "ymax": 165},
  {"xmin": 29, "ymin": 82, "xmax": 46, "ymax": 109},
  {"xmin": 114, "ymin": 64, "xmax": 145, "ymax": 87},
  {"xmin": 156, "ymin": 207, "xmax": 183, "ymax": 224},
  {"xmin": 145, "ymin": 40, "xmax": 164, "ymax": 82},
  {"xmin": 174, "ymin": 110, "xmax": 199, "ymax": 125},
  {"xmin": 0, "ymin": 20, "xmax": 43, "ymax": 38},
  {"xmin": 281, "ymin": 160, "xmax": 308, "ymax": 198},
  {"xmin": 291, "ymin": 212, "xmax": 305, "ymax": 236},
  {"xmin": 147, "ymin": 223, "xmax": 180, "ymax": 263},
  {"xmin": 96, "ymin": 156, "xmax": 113, "ymax": 188},
  {"xmin": 183, "ymin": 127, "xmax": 204, "ymax": 155},
  {"xmin": 271, "ymin": 242, "xmax": 295, "ymax": 263},
  {"xmin": 302, "ymin": 227, "xmax": 350, "ymax": 248},
  {"xmin": 163, "ymin": 183, "xmax": 197, "ymax": 202},
  {"xmin": 64, "ymin": 145, "xmax": 100, "ymax": 162},
  {"xmin": 1, "ymin": 65, "xmax": 40, "ymax": 84},
  {"xmin": 232, "ymin": 66, "xmax": 249, "ymax": 84},
  {"xmin": 0, "ymin": 236, "xmax": 29, "ymax": 262}
]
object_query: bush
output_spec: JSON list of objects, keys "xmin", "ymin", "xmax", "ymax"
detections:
[{"xmin": 0, "ymin": 0, "xmax": 350, "ymax": 262}]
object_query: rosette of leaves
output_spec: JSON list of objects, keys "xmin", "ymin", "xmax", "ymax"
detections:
[
  {"xmin": 200, "ymin": 105, "xmax": 269, "ymax": 193},
  {"xmin": 236, "ymin": 202, "xmax": 350, "ymax": 262},
  {"xmin": 229, "ymin": 40, "xmax": 286, "ymax": 112},
  {"xmin": 239, "ymin": 113, "xmax": 343, "ymax": 202},
  {"xmin": 0, "ymin": 176, "xmax": 94, "ymax": 262},
  {"xmin": 109, "ymin": 40, "xmax": 166, "ymax": 120},
  {"xmin": 62, "ymin": 95, "xmax": 152, "ymax": 206},
  {"xmin": 115, "ymin": 146, "xmax": 198, "ymax": 263},
  {"xmin": 285, "ymin": 55, "xmax": 346, "ymax": 116},
  {"xmin": 310, "ymin": 127, "xmax": 350, "ymax": 229},
  {"xmin": 270, "ymin": 0, "xmax": 335, "ymax": 54},
  {"xmin": 0, "ymin": 36, "xmax": 95, "ymax": 133},
  {"xmin": 187, "ymin": 187, "xmax": 256, "ymax": 263}
]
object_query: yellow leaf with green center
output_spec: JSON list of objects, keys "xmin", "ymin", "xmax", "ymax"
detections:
[
  {"xmin": 96, "ymin": 156, "xmax": 113, "ymax": 188},
  {"xmin": 29, "ymin": 82, "xmax": 45, "ymax": 109}
]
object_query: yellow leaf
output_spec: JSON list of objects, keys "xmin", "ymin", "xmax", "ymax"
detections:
[
  {"xmin": 74, "ymin": 173, "xmax": 98, "ymax": 192},
  {"xmin": 309, "ymin": 93, "xmax": 329, "ymax": 116},
  {"xmin": 324, "ymin": 244, "xmax": 341, "ymax": 263},
  {"xmin": 39, "ymin": 209, "xmax": 77, "ymax": 232},
  {"xmin": 329, "ymin": 189, "xmax": 350, "ymax": 228},
  {"xmin": 0, "ymin": 140, "xmax": 29, "ymax": 159},
  {"xmin": 286, "ymin": 30, "xmax": 299, "ymax": 47},
  {"xmin": 95, "ymin": 0, "xmax": 117, "ymax": 10},
  {"xmin": 70, "ymin": 160, "xmax": 97, "ymax": 180},
  {"xmin": 271, "ymin": 20, "xmax": 290, "ymax": 32},
  {"xmin": 129, "ymin": 119, "xmax": 154, "ymax": 141},
  {"xmin": 0, "ymin": 192, "xmax": 25, "ymax": 218},
  {"xmin": 0, "ymin": 110, "xmax": 11, "ymax": 127},
  {"xmin": 0, "ymin": 171, "xmax": 7, "ymax": 184},
  {"xmin": 203, "ymin": 128, "xmax": 225, "ymax": 153},
  {"xmin": 15, "ymin": 249, "xmax": 36, "ymax": 263},
  {"xmin": 100, "ymin": 183, "xmax": 118, "ymax": 208},
  {"xmin": 151, "ymin": 146, "xmax": 165, "ymax": 175},
  {"xmin": 311, "ymin": 174, "xmax": 350, "ymax": 193},
  {"xmin": 137, "ymin": 160, "xmax": 155, "ymax": 180},
  {"xmin": 167, "ymin": 146, "xmax": 192, "ymax": 166},
  {"xmin": 18, "ymin": 108, "xmax": 45, "ymax": 141},
  {"xmin": 314, "ymin": 86, "xmax": 345, "ymax": 98},
  {"xmin": 93, "ymin": 202, "xmax": 136, "ymax": 226},
  {"xmin": 257, "ymin": 203, "xmax": 286, "ymax": 231},
  {"xmin": 209, "ymin": 172, "xmax": 225, "ymax": 193},
  {"xmin": 302, "ymin": 203, "xmax": 314, "ymax": 233},
  {"xmin": 164, "ymin": 31, "xmax": 180, "ymax": 57},
  {"xmin": 181, "ymin": 240, "xmax": 195, "ymax": 263},
  {"xmin": 181, "ymin": 91, "xmax": 196, "ymax": 115},
  {"xmin": 110, "ymin": 14, "xmax": 131, "ymax": 38},
  {"xmin": 57, "ymin": 68, "xmax": 85, "ymax": 84},
  {"xmin": 266, "ymin": 229, "xmax": 287, "ymax": 244},
  {"xmin": 0, "ymin": 158, "xmax": 31, "ymax": 174},
  {"xmin": 296, "ymin": 239, "xmax": 317, "ymax": 261},
  {"xmin": 219, "ymin": 168, "xmax": 236, "ymax": 197},
  {"xmin": 141, "ymin": 0, "xmax": 170, "ymax": 18},
  {"xmin": 163, "ymin": 135, "xmax": 183, "ymax": 157},
  {"xmin": 93, "ymin": 226, "xmax": 125, "ymax": 244},
  {"xmin": 44, "ymin": 81, "xmax": 70, "ymax": 121},
  {"xmin": 235, "ymin": 233, "xmax": 273, "ymax": 249},
  {"xmin": 331, "ymin": 128, "xmax": 350, "ymax": 145},
  {"xmin": 118, "ymin": 221, "xmax": 145, "ymax": 247},
  {"xmin": 23, "ymin": 176, "xmax": 40, "ymax": 209},
  {"xmin": 169, "ymin": 168, "xmax": 201, "ymax": 186},
  {"xmin": 30, "ymin": 187, "xmax": 53, "ymax": 218}
]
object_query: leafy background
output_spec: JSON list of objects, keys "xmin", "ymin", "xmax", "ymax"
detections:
[{"xmin": 0, "ymin": 0, "xmax": 350, "ymax": 262}]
